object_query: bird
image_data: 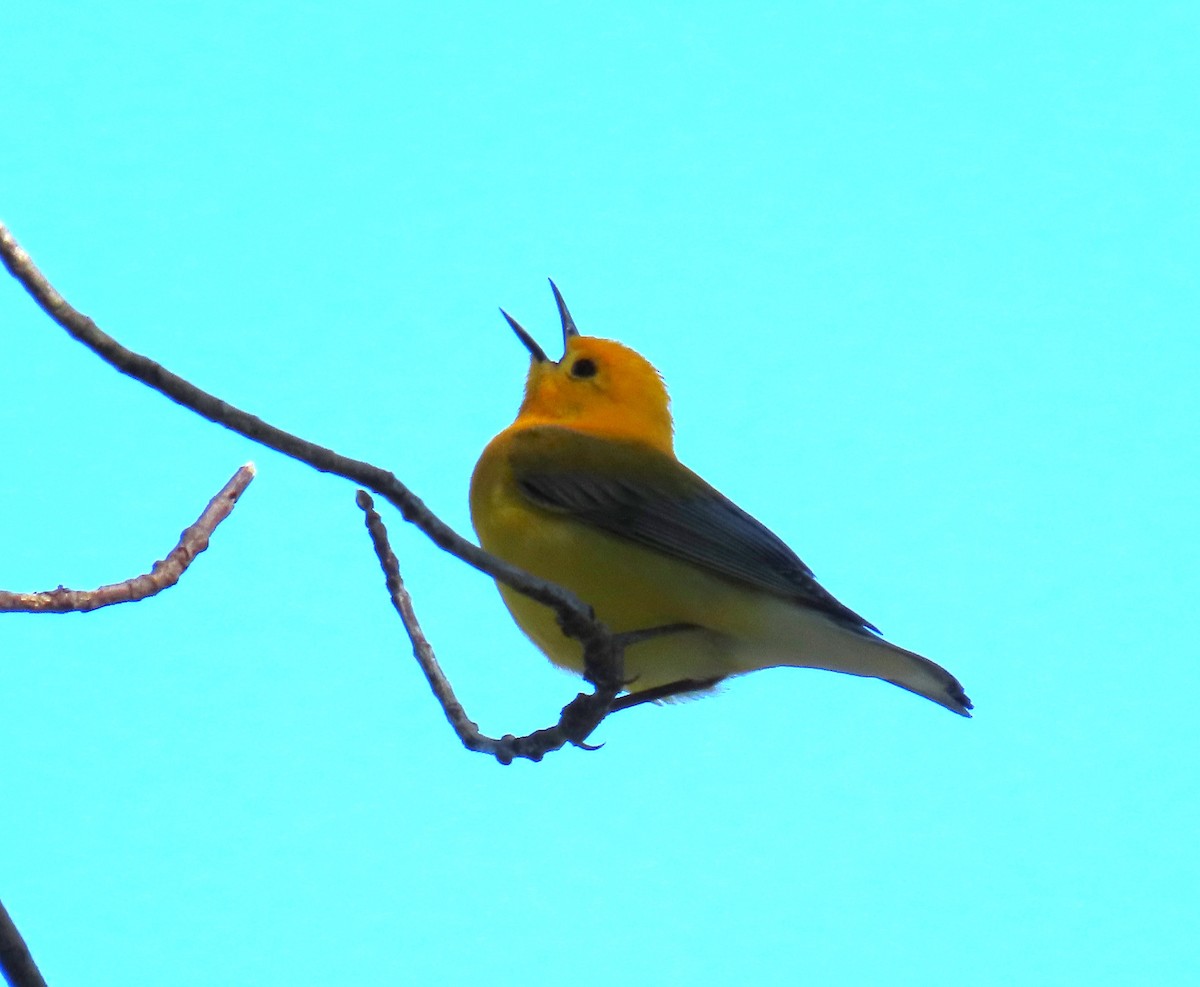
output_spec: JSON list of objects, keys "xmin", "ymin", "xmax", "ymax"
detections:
[{"xmin": 469, "ymin": 282, "xmax": 972, "ymax": 717}]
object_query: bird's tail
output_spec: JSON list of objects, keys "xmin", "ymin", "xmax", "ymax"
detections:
[
  {"xmin": 737, "ymin": 601, "xmax": 973, "ymax": 716},
  {"xmin": 814, "ymin": 626, "xmax": 973, "ymax": 717},
  {"xmin": 864, "ymin": 638, "xmax": 972, "ymax": 716}
]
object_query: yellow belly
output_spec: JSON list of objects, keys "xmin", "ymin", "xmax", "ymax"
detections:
[
  {"xmin": 470, "ymin": 444, "xmax": 755, "ymax": 689},
  {"xmin": 490, "ymin": 523, "xmax": 747, "ymax": 690}
]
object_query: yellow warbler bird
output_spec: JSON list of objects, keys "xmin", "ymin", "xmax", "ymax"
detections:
[{"xmin": 470, "ymin": 282, "xmax": 972, "ymax": 717}]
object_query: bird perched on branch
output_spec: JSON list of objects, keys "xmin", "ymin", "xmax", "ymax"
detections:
[{"xmin": 470, "ymin": 283, "xmax": 972, "ymax": 716}]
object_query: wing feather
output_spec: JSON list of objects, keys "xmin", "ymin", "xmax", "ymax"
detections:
[{"xmin": 508, "ymin": 427, "xmax": 879, "ymax": 635}]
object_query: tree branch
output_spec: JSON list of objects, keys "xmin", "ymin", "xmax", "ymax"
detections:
[
  {"xmin": 0, "ymin": 220, "xmax": 628, "ymax": 758},
  {"xmin": 0, "ymin": 896, "xmax": 47, "ymax": 987},
  {"xmin": 0, "ymin": 464, "xmax": 255, "ymax": 613},
  {"xmin": 356, "ymin": 491, "xmax": 625, "ymax": 762},
  {"xmin": 0, "ymin": 221, "xmax": 595, "ymax": 636}
]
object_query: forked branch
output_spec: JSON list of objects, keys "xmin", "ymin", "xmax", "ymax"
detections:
[
  {"xmin": 356, "ymin": 492, "xmax": 627, "ymax": 763},
  {"xmin": 0, "ymin": 220, "xmax": 626, "ymax": 760}
]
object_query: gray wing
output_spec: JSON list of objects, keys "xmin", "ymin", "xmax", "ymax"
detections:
[{"xmin": 516, "ymin": 461, "xmax": 880, "ymax": 636}]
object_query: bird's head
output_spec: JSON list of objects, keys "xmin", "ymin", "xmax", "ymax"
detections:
[{"xmin": 501, "ymin": 282, "xmax": 674, "ymax": 455}]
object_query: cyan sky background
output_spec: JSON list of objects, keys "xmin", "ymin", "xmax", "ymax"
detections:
[{"xmin": 3, "ymin": 3, "xmax": 1197, "ymax": 984}]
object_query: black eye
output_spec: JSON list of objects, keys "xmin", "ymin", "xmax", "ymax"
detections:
[{"xmin": 570, "ymin": 358, "xmax": 597, "ymax": 379}]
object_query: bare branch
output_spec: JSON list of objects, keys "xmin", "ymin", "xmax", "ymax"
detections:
[
  {"xmin": 0, "ymin": 896, "xmax": 47, "ymax": 987},
  {"xmin": 0, "ymin": 221, "xmax": 596, "ymax": 639},
  {"xmin": 355, "ymin": 491, "xmax": 625, "ymax": 763},
  {"xmin": 0, "ymin": 220, "xmax": 631, "ymax": 759},
  {"xmin": 0, "ymin": 464, "xmax": 255, "ymax": 613}
]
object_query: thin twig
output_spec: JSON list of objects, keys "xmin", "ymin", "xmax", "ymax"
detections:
[
  {"xmin": 0, "ymin": 464, "xmax": 255, "ymax": 613},
  {"xmin": 0, "ymin": 896, "xmax": 47, "ymax": 987},
  {"xmin": 356, "ymin": 491, "xmax": 624, "ymax": 762}
]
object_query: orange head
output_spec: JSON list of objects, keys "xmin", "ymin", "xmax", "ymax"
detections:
[{"xmin": 500, "ymin": 281, "xmax": 675, "ymax": 456}]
